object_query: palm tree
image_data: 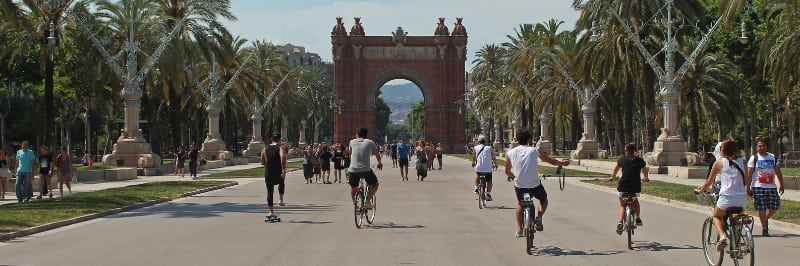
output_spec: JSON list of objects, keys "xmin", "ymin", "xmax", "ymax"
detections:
[{"xmin": 681, "ymin": 53, "xmax": 740, "ymax": 151}]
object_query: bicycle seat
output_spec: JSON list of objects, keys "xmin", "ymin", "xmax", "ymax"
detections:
[{"xmin": 726, "ymin": 207, "xmax": 744, "ymax": 214}]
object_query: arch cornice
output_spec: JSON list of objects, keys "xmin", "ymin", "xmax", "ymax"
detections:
[{"xmin": 365, "ymin": 66, "xmax": 435, "ymax": 107}]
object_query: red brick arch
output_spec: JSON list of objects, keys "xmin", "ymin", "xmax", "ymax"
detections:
[{"xmin": 331, "ymin": 17, "xmax": 467, "ymax": 152}]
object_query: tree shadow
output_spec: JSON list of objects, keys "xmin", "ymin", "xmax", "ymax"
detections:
[
  {"xmin": 287, "ymin": 220, "xmax": 333, "ymax": 225},
  {"xmin": 633, "ymin": 241, "xmax": 701, "ymax": 251},
  {"xmin": 532, "ymin": 246, "xmax": 624, "ymax": 256},
  {"xmin": 755, "ymin": 233, "xmax": 800, "ymax": 238},
  {"xmin": 485, "ymin": 205, "xmax": 515, "ymax": 210},
  {"xmin": 365, "ymin": 222, "xmax": 426, "ymax": 229},
  {"xmin": 111, "ymin": 203, "xmax": 335, "ymax": 219}
]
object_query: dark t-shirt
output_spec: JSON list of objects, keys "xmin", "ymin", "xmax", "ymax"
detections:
[
  {"xmin": 39, "ymin": 154, "xmax": 54, "ymax": 174},
  {"xmin": 320, "ymin": 151, "xmax": 332, "ymax": 164},
  {"xmin": 189, "ymin": 149, "xmax": 199, "ymax": 163},
  {"xmin": 264, "ymin": 145, "xmax": 282, "ymax": 178},
  {"xmin": 617, "ymin": 156, "xmax": 646, "ymax": 193},
  {"xmin": 176, "ymin": 152, "xmax": 185, "ymax": 163}
]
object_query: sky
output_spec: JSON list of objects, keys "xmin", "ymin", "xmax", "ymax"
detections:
[{"xmin": 222, "ymin": 0, "xmax": 581, "ymax": 69}]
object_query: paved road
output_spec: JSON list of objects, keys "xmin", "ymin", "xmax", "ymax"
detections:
[{"xmin": 0, "ymin": 156, "xmax": 797, "ymax": 265}]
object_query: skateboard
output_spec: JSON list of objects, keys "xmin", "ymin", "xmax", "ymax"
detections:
[{"xmin": 265, "ymin": 214, "xmax": 281, "ymax": 223}]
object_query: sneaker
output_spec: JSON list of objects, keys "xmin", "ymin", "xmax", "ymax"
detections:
[
  {"xmin": 278, "ymin": 200, "xmax": 286, "ymax": 206},
  {"xmin": 515, "ymin": 230, "xmax": 524, "ymax": 238},
  {"xmin": 534, "ymin": 216, "xmax": 544, "ymax": 231},
  {"xmin": 716, "ymin": 237, "xmax": 728, "ymax": 252},
  {"xmin": 616, "ymin": 223, "xmax": 624, "ymax": 235},
  {"xmin": 485, "ymin": 193, "xmax": 493, "ymax": 201},
  {"xmin": 473, "ymin": 186, "xmax": 479, "ymax": 194},
  {"xmin": 635, "ymin": 218, "xmax": 643, "ymax": 227}
]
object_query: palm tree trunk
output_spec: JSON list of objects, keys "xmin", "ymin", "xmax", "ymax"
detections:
[
  {"xmin": 642, "ymin": 64, "xmax": 657, "ymax": 152},
  {"xmin": 45, "ymin": 35, "xmax": 55, "ymax": 147},
  {"xmin": 168, "ymin": 85, "xmax": 182, "ymax": 148},
  {"xmin": 624, "ymin": 78, "xmax": 634, "ymax": 144},
  {"xmin": 689, "ymin": 94, "xmax": 699, "ymax": 152}
]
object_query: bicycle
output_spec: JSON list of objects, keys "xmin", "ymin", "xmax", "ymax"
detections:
[
  {"xmin": 696, "ymin": 191, "xmax": 755, "ymax": 266},
  {"xmin": 620, "ymin": 193, "xmax": 638, "ymax": 250},
  {"xmin": 352, "ymin": 178, "xmax": 376, "ymax": 228},
  {"xmin": 476, "ymin": 172, "xmax": 489, "ymax": 209},
  {"xmin": 557, "ymin": 165, "xmax": 565, "ymax": 191},
  {"xmin": 521, "ymin": 192, "xmax": 537, "ymax": 254}
]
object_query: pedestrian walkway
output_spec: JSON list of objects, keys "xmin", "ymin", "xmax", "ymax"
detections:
[
  {"xmin": 0, "ymin": 162, "xmax": 273, "ymax": 205},
  {"xmin": 563, "ymin": 160, "xmax": 800, "ymax": 202}
]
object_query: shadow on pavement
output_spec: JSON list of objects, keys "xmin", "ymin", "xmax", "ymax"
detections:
[
  {"xmin": 111, "ymin": 203, "xmax": 335, "ymax": 219},
  {"xmin": 533, "ymin": 246, "xmax": 624, "ymax": 256},
  {"xmin": 634, "ymin": 241, "xmax": 701, "ymax": 251},
  {"xmin": 366, "ymin": 222, "xmax": 426, "ymax": 229},
  {"xmin": 754, "ymin": 233, "xmax": 799, "ymax": 238},
  {"xmin": 287, "ymin": 220, "xmax": 334, "ymax": 225}
]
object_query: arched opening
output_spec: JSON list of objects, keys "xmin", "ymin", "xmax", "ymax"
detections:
[{"xmin": 375, "ymin": 79, "xmax": 424, "ymax": 144}]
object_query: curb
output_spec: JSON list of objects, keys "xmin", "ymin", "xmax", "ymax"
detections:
[
  {"xmin": 193, "ymin": 168, "xmax": 302, "ymax": 180},
  {"xmin": 0, "ymin": 181, "xmax": 239, "ymax": 242},
  {"xmin": 572, "ymin": 179, "xmax": 800, "ymax": 234}
]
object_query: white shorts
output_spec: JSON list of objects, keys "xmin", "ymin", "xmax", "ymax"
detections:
[
  {"xmin": 617, "ymin": 192, "xmax": 639, "ymax": 197},
  {"xmin": 716, "ymin": 195, "xmax": 747, "ymax": 209}
]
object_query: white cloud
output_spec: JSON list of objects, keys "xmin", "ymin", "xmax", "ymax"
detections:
[{"xmin": 223, "ymin": 0, "xmax": 580, "ymax": 67}]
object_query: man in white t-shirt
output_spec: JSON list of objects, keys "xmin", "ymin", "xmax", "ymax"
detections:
[
  {"xmin": 472, "ymin": 135, "xmax": 497, "ymax": 200},
  {"xmin": 505, "ymin": 129, "xmax": 570, "ymax": 238},
  {"xmin": 746, "ymin": 138, "xmax": 784, "ymax": 236}
]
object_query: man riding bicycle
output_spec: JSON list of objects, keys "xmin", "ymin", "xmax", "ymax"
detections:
[
  {"xmin": 505, "ymin": 129, "xmax": 570, "ymax": 238},
  {"xmin": 348, "ymin": 128, "xmax": 383, "ymax": 209},
  {"xmin": 472, "ymin": 135, "xmax": 497, "ymax": 200},
  {"xmin": 609, "ymin": 143, "xmax": 650, "ymax": 234}
]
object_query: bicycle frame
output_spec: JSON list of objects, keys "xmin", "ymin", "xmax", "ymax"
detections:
[
  {"xmin": 622, "ymin": 193, "xmax": 637, "ymax": 249},
  {"xmin": 477, "ymin": 173, "xmax": 488, "ymax": 209},
  {"xmin": 522, "ymin": 193, "xmax": 536, "ymax": 254}
]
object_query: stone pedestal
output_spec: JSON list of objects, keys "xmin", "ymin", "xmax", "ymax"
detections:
[
  {"xmin": 536, "ymin": 140, "xmax": 553, "ymax": 156},
  {"xmin": 102, "ymin": 139, "xmax": 161, "ymax": 169},
  {"xmin": 645, "ymin": 139, "xmax": 699, "ymax": 166},
  {"xmin": 201, "ymin": 108, "xmax": 232, "ymax": 161},
  {"xmin": 242, "ymin": 118, "xmax": 264, "ymax": 156},
  {"xmin": 571, "ymin": 139, "xmax": 607, "ymax": 159}
]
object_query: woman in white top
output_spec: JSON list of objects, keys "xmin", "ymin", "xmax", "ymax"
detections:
[{"xmin": 694, "ymin": 139, "xmax": 751, "ymax": 250}]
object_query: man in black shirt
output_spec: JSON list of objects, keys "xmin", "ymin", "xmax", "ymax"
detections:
[
  {"xmin": 261, "ymin": 132, "xmax": 286, "ymax": 218},
  {"xmin": 188, "ymin": 144, "xmax": 200, "ymax": 178},
  {"xmin": 37, "ymin": 146, "xmax": 54, "ymax": 199},
  {"xmin": 609, "ymin": 143, "xmax": 650, "ymax": 234}
]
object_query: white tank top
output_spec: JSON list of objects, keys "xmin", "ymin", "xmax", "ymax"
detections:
[{"xmin": 719, "ymin": 158, "xmax": 746, "ymax": 196}]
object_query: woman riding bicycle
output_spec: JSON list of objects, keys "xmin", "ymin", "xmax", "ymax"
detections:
[
  {"xmin": 609, "ymin": 143, "xmax": 650, "ymax": 235},
  {"xmin": 694, "ymin": 139, "xmax": 751, "ymax": 251}
]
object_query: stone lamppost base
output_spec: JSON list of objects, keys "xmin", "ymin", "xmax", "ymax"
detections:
[
  {"xmin": 644, "ymin": 140, "xmax": 700, "ymax": 168},
  {"xmin": 536, "ymin": 140, "xmax": 553, "ymax": 156},
  {"xmin": 242, "ymin": 141, "xmax": 265, "ymax": 157},
  {"xmin": 201, "ymin": 138, "xmax": 233, "ymax": 161},
  {"xmin": 102, "ymin": 141, "xmax": 162, "ymax": 176},
  {"xmin": 570, "ymin": 140, "xmax": 608, "ymax": 159}
]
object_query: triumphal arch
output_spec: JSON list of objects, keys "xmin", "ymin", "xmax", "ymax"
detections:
[{"xmin": 331, "ymin": 17, "xmax": 467, "ymax": 152}]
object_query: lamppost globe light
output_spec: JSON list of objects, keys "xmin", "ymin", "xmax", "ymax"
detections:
[
  {"xmin": 48, "ymin": 21, "xmax": 57, "ymax": 45},
  {"xmin": 739, "ymin": 21, "xmax": 749, "ymax": 44},
  {"xmin": 590, "ymin": 21, "xmax": 599, "ymax": 42}
]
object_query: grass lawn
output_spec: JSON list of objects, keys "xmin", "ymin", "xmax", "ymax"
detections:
[
  {"xmin": 582, "ymin": 179, "xmax": 800, "ymax": 225},
  {"xmin": 0, "ymin": 181, "xmax": 229, "ymax": 233},
  {"xmin": 779, "ymin": 168, "xmax": 800, "ymax": 176},
  {"xmin": 446, "ymin": 154, "xmax": 606, "ymax": 177},
  {"xmin": 71, "ymin": 163, "xmax": 125, "ymax": 171},
  {"xmin": 203, "ymin": 161, "xmax": 303, "ymax": 177}
]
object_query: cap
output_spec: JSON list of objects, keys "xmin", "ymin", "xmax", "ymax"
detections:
[{"xmin": 271, "ymin": 132, "xmax": 281, "ymax": 138}]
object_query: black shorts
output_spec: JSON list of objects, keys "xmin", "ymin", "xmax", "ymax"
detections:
[
  {"xmin": 437, "ymin": 154, "xmax": 443, "ymax": 159},
  {"xmin": 515, "ymin": 185, "xmax": 547, "ymax": 203},
  {"xmin": 321, "ymin": 162, "xmax": 331, "ymax": 171},
  {"xmin": 476, "ymin": 172, "xmax": 493, "ymax": 183},
  {"xmin": 391, "ymin": 154, "xmax": 397, "ymax": 160},
  {"xmin": 348, "ymin": 171, "xmax": 379, "ymax": 188},
  {"xmin": 398, "ymin": 158, "xmax": 409, "ymax": 167}
]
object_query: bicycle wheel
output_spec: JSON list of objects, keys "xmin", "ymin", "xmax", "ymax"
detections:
[
  {"xmin": 625, "ymin": 206, "xmax": 634, "ymax": 250},
  {"xmin": 524, "ymin": 207, "xmax": 534, "ymax": 254},
  {"xmin": 702, "ymin": 217, "xmax": 724, "ymax": 266},
  {"xmin": 733, "ymin": 226, "xmax": 754, "ymax": 266},
  {"xmin": 558, "ymin": 166, "xmax": 566, "ymax": 191},
  {"xmin": 478, "ymin": 178, "xmax": 486, "ymax": 209},
  {"xmin": 354, "ymin": 192, "xmax": 364, "ymax": 229},
  {"xmin": 366, "ymin": 193, "xmax": 376, "ymax": 224}
]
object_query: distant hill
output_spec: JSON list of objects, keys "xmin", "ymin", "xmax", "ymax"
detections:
[{"xmin": 378, "ymin": 83, "xmax": 424, "ymax": 123}]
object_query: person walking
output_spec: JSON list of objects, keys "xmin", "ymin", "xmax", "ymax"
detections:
[
  {"xmin": 347, "ymin": 128, "xmax": 383, "ymax": 209},
  {"xmin": 55, "ymin": 146, "xmax": 73, "ymax": 197},
  {"xmin": 312, "ymin": 145, "xmax": 322, "ymax": 183},
  {"xmin": 609, "ymin": 143, "xmax": 650, "ymax": 234},
  {"xmin": 436, "ymin": 143, "xmax": 443, "ymax": 170},
  {"xmin": 188, "ymin": 144, "xmax": 199, "ymax": 178},
  {"xmin": 261, "ymin": 132, "xmax": 287, "ymax": 218},
  {"xmin": 37, "ymin": 145, "xmax": 54, "ymax": 199},
  {"xmin": 390, "ymin": 141, "xmax": 398, "ymax": 168},
  {"xmin": 175, "ymin": 146, "xmax": 186, "ymax": 177},
  {"xmin": 15, "ymin": 141, "xmax": 36, "ymax": 202},
  {"xmin": 397, "ymin": 138, "xmax": 411, "ymax": 181},
  {"xmin": 333, "ymin": 144, "xmax": 345, "ymax": 183},
  {"xmin": 301, "ymin": 146, "xmax": 315, "ymax": 184},
  {"xmin": 746, "ymin": 137, "xmax": 785, "ymax": 236},
  {"xmin": 319, "ymin": 144, "xmax": 333, "ymax": 184},
  {"xmin": 0, "ymin": 148, "xmax": 11, "ymax": 199},
  {"xmin": 415, "ymin": 140, "xmax": 429, "ymax": 181},
  {"xmin": 505, "ymin": 129, "xmax": 570, "ymax": 237}
]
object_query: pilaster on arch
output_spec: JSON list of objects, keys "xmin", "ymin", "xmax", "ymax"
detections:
[{"xmin": 365, "ymin": 66, "xmax": 435, "ymax": 108}]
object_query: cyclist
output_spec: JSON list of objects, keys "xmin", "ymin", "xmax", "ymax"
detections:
[
  {"xmin": 609, "ymin": 143, "xmax": 650, "ymax": 234},
  {"xmin": 348, "ymin": 128, "xmax": 383, "ymax": 209},
  {"xmin": 694, "ymin": 139, "xmax": 750, "ymax": 251},
  {"xmin": 472, "ymin": 135, "xmax": 497, "ymax": 200},
  {"xmin": 505, "ymin": 128, "xmax": 570, "ymax": 237}
]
